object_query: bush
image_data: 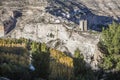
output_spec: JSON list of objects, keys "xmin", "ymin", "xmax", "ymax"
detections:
[
  {"xmin": 49, "ymin": 49, "xmax": 74, "ymax": 80},
  {"xmin": 32, "ymin": 51, "xmax": 50, "ymax": 79},
  {"xmin": 99, "ymin": 22, "xmax": 120, "ymax": 70},
  {"xmin": 98, "ymin": 22, "xmax": 120, "ymax": 80},
  {"xmin": 73, "ymin": 48, "xmax": 95, "ymax": 80},
  {"xmin": 100, "ymin": 22, "xmax": 120, "ymax": 55}
]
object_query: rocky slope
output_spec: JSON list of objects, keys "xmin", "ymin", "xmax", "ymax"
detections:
[
  {"xmin": 76, "ymin": 0, "xmax": 120, "ymax": 16},
  {"xmin": 47, "ymin": 0, "xmax": 120, "ymax": 30},
  {"xmin": 0, "ymin": 0, "xmax": 120, "ymax": 69}
]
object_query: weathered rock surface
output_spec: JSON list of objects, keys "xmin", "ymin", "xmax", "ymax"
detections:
[
  {"xmin": 77, "ymin": 0, "xmax": 120, "ymax": 18},
  {"xmin": 0, "ymin": 0, "xmax": 120, "ymax": 69},
  {"xmin": 47, "ymin": 0, "xmax": 120, "ymax": 31}
]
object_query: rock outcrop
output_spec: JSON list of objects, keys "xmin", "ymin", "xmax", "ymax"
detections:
[
  {"xmin": 77, "ymin": 0, "xmax": 120, "ymax": 18},
  {"xmin": 47, "ymin": 0, "xmax": 120, "ymax": 31},
  {"xmin": 0, "ymin": 0, "xmax": 120, "ymax": 69}
]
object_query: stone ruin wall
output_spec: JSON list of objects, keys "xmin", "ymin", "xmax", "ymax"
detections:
[{"xmin": 0, "ymin": 24, "xmax": 4, "ymax": 37}]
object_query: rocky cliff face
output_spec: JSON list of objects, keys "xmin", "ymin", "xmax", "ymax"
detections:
[
  {"xmin": 0, "ymin": 0, "xmax": 120, "ymax": 69},
  {"xmin": 47, "ymin": 0, "xmax": 120, "ymax": 31},
  {"xmin": 77, "ymin": 0, "xmax": 120, "ymax": 18}
]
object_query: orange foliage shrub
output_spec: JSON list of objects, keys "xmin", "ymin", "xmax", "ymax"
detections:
[{"xmin": 49, "ymin": 48, "xmax": 74, "ymax": 80}]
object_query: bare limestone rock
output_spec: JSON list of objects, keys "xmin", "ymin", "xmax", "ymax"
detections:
[
  {"xmin": 9, "ymin": 22, "xmax": 101, "ymax": 69},
  {"xmin": 0, "ymin": 0, "xmax": 120, "ymax": 69},
  {"xmin": 77, "ymin": 0, "xmax": 120, "ymax": 18},
  {"xmin": 0, "ymin": 22, "xmax": 4, "ymax": 37}
]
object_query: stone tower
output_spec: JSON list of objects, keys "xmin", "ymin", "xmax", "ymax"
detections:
[
  {"xmin": 0, "ymin": 23, "xmax": 5, "ymax": 37},
  {"xmin": 84, "ymin": 20, "xmax": 87, "ymax": 31},
  {"xmin": 79, "ymin": 19, "xmax": 88, "ymax": 31},
  {"xmin": 79, "ymin": 20, "xmax": 84, "ymax": 31}
]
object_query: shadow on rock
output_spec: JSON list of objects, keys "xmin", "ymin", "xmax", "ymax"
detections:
[{"xmin": 46, "ymin": 0, "xmax": 119, "ymax": 31}]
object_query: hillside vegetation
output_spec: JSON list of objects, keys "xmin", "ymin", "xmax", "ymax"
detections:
[
  {"xmin": 0, "ymin": 38, "xmax": 92, "ymax": 80},
  {"xmin": 0, "ymin": 23, "xmax": 120, "ymax": 80},
  {"xmin": 98, "ymin": 22, "xmax": 120, "ymax": 80}
]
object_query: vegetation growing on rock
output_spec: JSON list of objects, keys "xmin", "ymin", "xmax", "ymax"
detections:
[{"xmin": 0, "ymin": 38, "xmax": 74, "ymax": 80}]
